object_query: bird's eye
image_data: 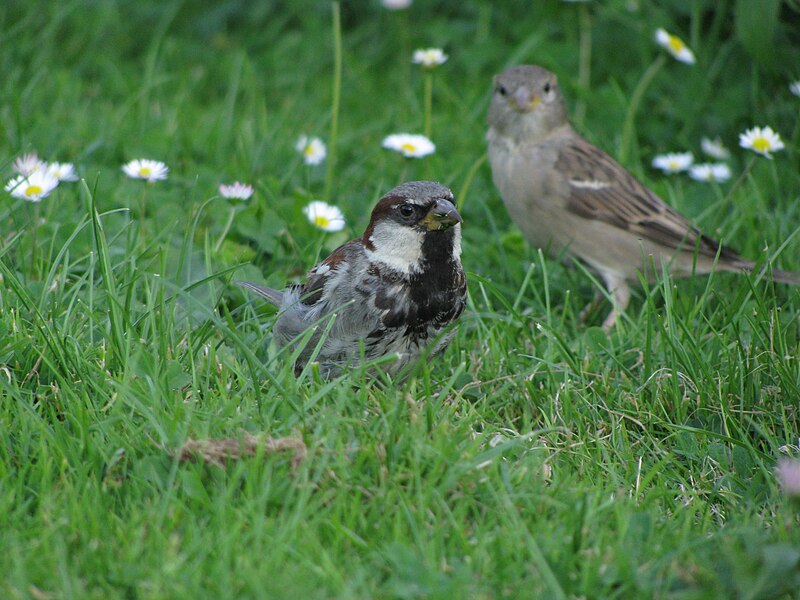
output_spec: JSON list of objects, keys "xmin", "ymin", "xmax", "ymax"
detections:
[
  {"xmin": 543, "ymin": 82, "xmax": 552, "ymax": 94},
  {"xmin": 399, "ymin": 205, "xmax": 415, "ymax": 217},
  {"xmin": 497, "ymin": 84, "xmax": 508, "ymax": 96}
]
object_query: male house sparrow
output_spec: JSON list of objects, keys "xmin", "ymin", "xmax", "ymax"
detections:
[
  {"xmin": 238, "ymin": 181, "xmax": 466, "ymax": 377},
  {"xmin": 487, "ymin": 64, "xmax": 800, "ymax": 329}
]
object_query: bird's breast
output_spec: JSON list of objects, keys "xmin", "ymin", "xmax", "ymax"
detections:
[{"xmin": 488, "ymin": 136, "xmax": 572, "ymax": 253}]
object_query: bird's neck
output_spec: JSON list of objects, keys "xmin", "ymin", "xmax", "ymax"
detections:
[
  {"xmin": 489, "ymin": 107, "xmax": 572, "ymax": 147},
  {"xmin": 421, "ymin": 226, "xmax": 461, "ymax": 266},
  {"xmin": 365, "ymin": 224, "xmax": 461, "ymax": 279},
  {"xmin": 410, "ymin": 227, "xmax": 462, "ymax": 287}
]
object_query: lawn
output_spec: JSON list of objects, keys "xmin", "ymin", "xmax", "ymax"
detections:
[{"xmin": 2, "ymin": 1, "xmax": 800, "ymax": 598}]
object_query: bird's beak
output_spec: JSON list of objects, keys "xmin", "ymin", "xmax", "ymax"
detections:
[
  {"xmin": 423, "ymin": 198, "xmax": 462, "ymax": 231},
  {"xmin": 512, "ymin": 85, "xmax": 540, "ymax": 112}
]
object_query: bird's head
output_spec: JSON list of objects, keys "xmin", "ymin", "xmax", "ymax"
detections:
[
  {"xmin": 362, "ymin": 181, "xmax": 462, "ymax": 274},
  {"xmin": 488, "ymin": 65, "xmax": 568, "ymax": 140}
]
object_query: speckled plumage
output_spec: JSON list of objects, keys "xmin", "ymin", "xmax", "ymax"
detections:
[{"xmin": 238, "ymin": 181, "xmax": 466, "ymax": 377}]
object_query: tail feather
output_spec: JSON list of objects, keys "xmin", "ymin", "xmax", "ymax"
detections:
[
  {"xmin": 770, "ymin": 269, "xmax": 800, "ymax": 287},
  {"xmin": 730, "ymin": 260, "xmax": 800, "ymax": 287},
  {"xmin": 235, "ymin": 280, "xmax": 284, "ymax": 307}
]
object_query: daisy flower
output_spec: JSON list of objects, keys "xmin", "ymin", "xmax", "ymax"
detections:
[
  {"xmin": 688, "ymin": 163, "xmax": 731, "ymax": 183},
  {"xmin": 651, "ymin": 152, "xmax": 693, "ymax": 174},
  {"xmin": 382, "ymin": 0, "xmax": 412, "ymax": 9},
  {"xmin": 122, "ymin": 159, "xmax": 169, "ymax": 182},
  {"xmin": 700, "ymin": 137, "xmax": 730, "ymax": 160},
  {"xmin": 303, "ymin": 201, "xmax": 345, "ymax": 232},
  {"xmin": 295, "ymin": 136, "xmax": 327, "ymax": 166},
  {"xmin": 218, "ymin": 182, "xmax": 254, "ymax": 200},
  {"xmin": 739, "ymin": 126, "xmax": 785, "ymax": 159},
  {"xmin": 654, "ymin": 28, "xmax": 696, "ymax": 65},
  {"xmin": 412, "ymin": 48, "xmax": 448, "ymax": 69},
  {"xmin": 5, "ymin": 170, "xmax": 60, "ymax": 202},
  {"xmin": 776, "ymin": 458, "xmax": 800, "ymax": 497},
  {"xmin": 46, "ymin": 162, "xmax": 79, "ymax": 182},
  {"xmin": 789, "ymin": 81, "xmax": 800, "ymax": 97},
  {"xmin": 13, "ymin": 153, "xmax": 46, "ymax": 176},
  {"xmin": 382, "ymin": 133, "xmax": 436, "ymax": 158}
]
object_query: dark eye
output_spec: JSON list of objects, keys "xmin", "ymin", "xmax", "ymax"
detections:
[
  {"xmin": 497, "ymin": 84, "xmax": 508, "ymax": 96},
  {"xmin": 543, "ymin": 82, "xmax": 552, "ymax": 93},
  {"xmin": 399, "ymin": 205, "xmax": 414, "ymax": 217}
]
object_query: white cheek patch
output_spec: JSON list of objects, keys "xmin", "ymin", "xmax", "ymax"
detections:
[
  {"xmin": 569, "ymin": 179, "xmax": 610, "ymax": 190},
  {"xmin": 366, "ymin": 221, "xmax": 424, "ymax": 274},
  {"xmin": 451, "ymin": 224, "xmax": 462, "ymax": 260}
]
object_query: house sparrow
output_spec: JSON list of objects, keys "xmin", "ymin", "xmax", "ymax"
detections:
[
  {"xmin": 238, "ymin": 181, "xmax": 466, "ymax": 377},
  {"xmin": 487, "ymin": 64, "xmax": 800, "ymax": 329}
]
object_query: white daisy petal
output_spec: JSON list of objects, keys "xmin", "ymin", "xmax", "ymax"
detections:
[
  {"xmin": 700, "ymin": 137, "xmax": 730, "ymax": 160},
  {"xmin": 382, "ymin": 133, "xmax": 436, "ymax": 158},
  {"xmin": 13, "ymin": 153, "xmax": 46, "ymax": 176},
  {"xmin": 46, "ymin": 162, "xmax": 79, "ymax": 182},
  {"xmin": 295, "ymin": 136, "xmax": 327, "ymax": 166},
  {"xmin": 5, "ymin": 170, "xmax": 60, "ymax": 202},
  {"xmin": 739, "ymin": 126, "xmax": 785, "ymax": 159},
  {"xmin": 688, "ymin": 163, "xmax": 731, "ymax": 183},
  {"xmin": 654, "ymin": 28, "xmax": 696, "ymax": 65},
  {"xmin": 303, "ymin": 201, "xmax": 345, "ymax": 232},
  {"xmin": 122, "ymin": 159, "xmax": 169, "ymax": 182},
  {"xmin": 789, "ymin": 81, "xmax": 800, "ymax": 97},
  {"xmin": 218, "ymin": 182, "xmax": 254, "ymax": 200},
  {"xmin": 382, "ymin": 0, "xmax": 412, "ymax": 9},
  {"xmin": 412, "ymin": 48, "xmax": 448, "ymax": 69},
  {"xmin": 651, "ymin": 152, "xmax": 694, "ymax": 174}
]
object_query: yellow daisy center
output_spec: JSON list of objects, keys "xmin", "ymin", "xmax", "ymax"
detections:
[
  {"xmin": 139, "ymin": 167, "xmax": 152, "ymax": 177},
  {"xmin": 668, "ymin": 35, "xmax": 685, "ymax": 53},
  {"xmin": 25, "ymin": 185, "xmax": 43, "ymax": 197},
  {"xmin": 753, "ymin": 137, "xmax": 771, "ymax": 153},
  {"xmin": 314, "ymin": 216, "xmax": 331, "ymax": 228},
  {"xmin": 401, "ymin": 143, "xmax": 417, "ymax": 153},
  {"xmin": 304, "ymin": 145, "xmax": 314, "ymax": 156}
]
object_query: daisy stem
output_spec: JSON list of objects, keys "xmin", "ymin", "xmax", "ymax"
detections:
[
  {"xmin": 725, "ymin": 156, "xmax": 756, "ymax": 202},
  {"xmin": 792, "ymin": 105, "xmax": 800, "ymax": 151},
  {"xmin": 398, "ymin": 10, "xmax": 411, "ymax": 83},
  {"xmin": 215, "ymin": 206, "xmax": 237, "ymax": 253},
  {"xmin": 398, "ymin": 161, "xmax": 408, "ymax": 186},
  {"xmin": 423, "ymin": 71, "xmax": 433, "ymax": 138},
  {"xmin": 574, "ymin": 1, "xmax": 592, "ymax": 126},
  {"xmin": 139, "ymin": 187, "xmax": 148, "ymax": 239},
  {"xmin": 29, "ymin": 203, "xmax": 40, "ymax": 276},
  {"xmin": 620, "ymin": 54, "xmax": 666, "ymax": 164},
  {"xmin": 456, "ymin": 153, "xmax": 487, "ymax": 212},
  {"xmin": 768, "ymin": 159, "xmax": 781, "ymax": 199},
  {"xmin": 324, "ymin": 1, "xmax": 342, "ymax": 201}
]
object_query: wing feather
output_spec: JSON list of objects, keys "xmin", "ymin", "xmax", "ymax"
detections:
[{"xmin": 557, "ymin": 135, "xmax": 739, "ymax": 260}]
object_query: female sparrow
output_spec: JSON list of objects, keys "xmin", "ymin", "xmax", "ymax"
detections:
[
  {"xmin": 487, "ymin": 64, "xmax": 800, "ymax": 329},
  {"xmin": 238, "ymin": 181, "xmax": 466, "ymax": 377}
]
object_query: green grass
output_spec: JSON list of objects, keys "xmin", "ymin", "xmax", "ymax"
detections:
[{"xmin": 3, "ymin": 1, "xmax": 800, "ymax": 598}]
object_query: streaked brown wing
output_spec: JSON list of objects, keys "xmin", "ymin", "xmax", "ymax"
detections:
[
  {"xmin": 300, "ymin": 240, "xmax": 362, "ymax": 306},
  {"xmin": 557, "ymin": 136, "xmax": 737, "ymax": 260}
]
